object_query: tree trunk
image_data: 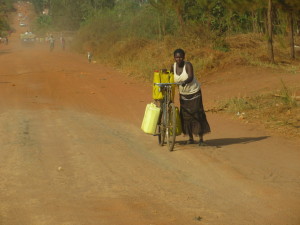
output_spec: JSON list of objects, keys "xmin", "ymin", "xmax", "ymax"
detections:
[
  {"xmin": 158, "ymin": 15, "xmax": 162, "ymax": 40},
  {"xmin": 267, "ymin": 0, "xmax": 275, "ymax": 63},
  {"xmin": 176, "ymin": 7, "xmax": 185, "ymax": 31},
  {"xmin": 172, "ymin": 1, "xmax": 185, "ymax": 32},
  {"xmin": 162, "ymin": 14, "xmax": 166, "ymax": 36},
  {"xmin": 263, "ymin": 8, "xmax": 268, "ymax": 34},
  {"xmin": 251, "ymin": 11, "xmax": 258, "ymax": 33},
  {"xmin": 288, "ymin": 10, "xmax": 295, "ymax": 59}
]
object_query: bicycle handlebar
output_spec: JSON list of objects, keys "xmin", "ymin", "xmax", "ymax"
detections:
[{"xmin": 154, "ymin": 82, "xmax": 181, "ymax": 87}]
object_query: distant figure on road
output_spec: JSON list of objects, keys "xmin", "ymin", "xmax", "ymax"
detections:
[
  {"xmin": 87, "ymin": 52, "xmax": 93, "ymax": 63},
  {"xmin": 60, "ymin": 36, "xmax": 65, "ymax": 50},
  {"xmin": 49, "ymin": 35, "xmax": 55, "ymax": 52}
]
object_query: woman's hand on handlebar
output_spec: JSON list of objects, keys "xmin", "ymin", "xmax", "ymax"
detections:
[{"xmin": 179, "ymin": 81, "xmax": 186, "ymax": 87}]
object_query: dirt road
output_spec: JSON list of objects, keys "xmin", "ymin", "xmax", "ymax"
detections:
[{"xmin": 0, "ymin": 8, "xmax": 300, "ymax": 225}]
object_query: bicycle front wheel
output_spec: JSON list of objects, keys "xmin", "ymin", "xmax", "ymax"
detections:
[
  {"xmin": 158, "ymin": 109, "xmax": 166, "ymax": 146},
  {"xmin": 166, "ymin": 103, "xmax": 176, "ymax": 151}
]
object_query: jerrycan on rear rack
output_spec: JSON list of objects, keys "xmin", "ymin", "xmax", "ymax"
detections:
[
  {"xmin": 175, "ymin": 106, "xmax": 182, "ymax": 135},
  {"xmin": 169, "ymin": 106, "xmax": 182, "ymax": 136}
]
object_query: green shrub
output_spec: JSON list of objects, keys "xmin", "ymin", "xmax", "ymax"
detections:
[{"xmin": 279, "ymin": 80, "xmax": 297, "ymax": 107}]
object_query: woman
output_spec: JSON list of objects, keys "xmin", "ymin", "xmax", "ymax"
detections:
[{"xmin": 170, "ymin": 48, "xmax": 210, "ymax": 145}]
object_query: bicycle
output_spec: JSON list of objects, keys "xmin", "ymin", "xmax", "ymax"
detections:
[{"xmin": 154, "ymin": 82, "xmax": 180, "ymax": 151}]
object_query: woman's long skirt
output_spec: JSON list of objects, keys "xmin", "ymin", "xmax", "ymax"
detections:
[{"xmin": 179, "ymin": 90, "xmax": 211, "ymax": 136}]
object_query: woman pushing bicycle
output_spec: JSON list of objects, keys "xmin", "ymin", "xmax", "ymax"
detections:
[{"xmin": 170, "ymin": 48, "xmax": 211, "ymax": 146}]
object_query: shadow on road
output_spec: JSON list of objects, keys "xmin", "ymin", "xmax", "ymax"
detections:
[
  {"xmin": 176, "ymin": 136, "xmax": 269, "ymax": 149},
  {"xmin": 205, "ymin": 136, "xmax": 270, "ymax": 147}
]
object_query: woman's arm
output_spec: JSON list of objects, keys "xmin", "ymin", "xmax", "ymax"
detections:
[{"xmin": 183, "ymin": 62, "xmax": 194, "ymax": 85}]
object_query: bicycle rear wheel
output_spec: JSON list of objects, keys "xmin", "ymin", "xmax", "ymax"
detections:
[{"xmin": 166, "ymin": 103, "xmax": 176, "ymax": 151}]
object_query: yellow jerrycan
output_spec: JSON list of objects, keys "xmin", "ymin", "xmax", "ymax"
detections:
[
  {"xmin": 175, "ymin": 106, "xmax": 182, "ymax": 135},
  {"xmin": 169, "ymin": 106, "xmax": 182, "ymax": 136},
  {"xmin": 152, "ymin": 70, "xmax": 163, "ymax": 100},
  {"xmin": 152, "ymin": 70, "xmax": 175, "ymax": 101},
  {"xmin": 141, "ymin": 103, "xmax": 161, "ymax": 134}
]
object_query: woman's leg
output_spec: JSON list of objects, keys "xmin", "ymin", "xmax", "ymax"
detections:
[
  {"xmin": 198, "ymin": 134, "xmax": 207, "ymax": 146},
  {"xmin": 199, "ymin": 134, "xmax": 204, "ymax": 143},
  {"xmin": 186, "ymin": 127, "xmax": 194, "ymax": 144}
]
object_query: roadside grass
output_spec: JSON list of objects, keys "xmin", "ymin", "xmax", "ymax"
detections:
[
  {"xmin": 217, "ymin": 83, "xmax": 300, "ymax": 138},
  {"xmin": 73, "ymin": 31, "xmax": 300, "ymax": 81}
]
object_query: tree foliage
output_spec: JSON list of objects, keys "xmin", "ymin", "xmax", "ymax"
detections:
[
  {"xmin": 0, "ymin": 0, "xmax": 14, "ymax": 35},
  {"xmin": 27, "ymin": 0, "xmax": 300, "ymax": 61}
]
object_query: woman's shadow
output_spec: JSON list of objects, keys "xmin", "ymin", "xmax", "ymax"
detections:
[
  {"xmin": 177, "ymin": 136, "xmax": 269, "ymax": 148},
  {"xmin": 204, "ymin": 136, "xmax": 270, "ymax": 148}
]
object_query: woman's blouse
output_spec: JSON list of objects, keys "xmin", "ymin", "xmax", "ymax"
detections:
[{"xmin": 173, "ymin": 62, "xmax": 200, "ymax": 95}]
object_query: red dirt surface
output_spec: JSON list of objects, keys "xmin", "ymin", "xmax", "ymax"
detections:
[{"xmin": 0, "ymin": 3, "xmax": 299, "ymax": 225}]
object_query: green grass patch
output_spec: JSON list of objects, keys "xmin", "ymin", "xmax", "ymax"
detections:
[{"xmin": 218, "ymin": 83, "xmax": 300, "ymax": 138}]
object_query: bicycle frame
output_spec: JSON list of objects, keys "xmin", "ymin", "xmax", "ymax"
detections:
[
  {"xmin": 161, "ymin": 85, "xmax": 172, "ymax": 125},
  {"xmin": 154, "ymin": 83, "xmax": 180, "ymax": 151}
]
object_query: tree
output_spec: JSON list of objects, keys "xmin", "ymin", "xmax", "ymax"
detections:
[
  {"xmin": 150, "ymin": 0, "xmax": 187, "ymax": 31},
  {"xmin": 31, "ymin": 0, "xmax": 46, "ymax": 14},
  {"xmin": 0, "ymin": 0, "xmax": 14, "ymax": 35},
  {"xmin": 276, "ymin": 0, "xmax": 300, "ymax": 59},
  {"xmin": 267, "ymin": 0, "xmax": 275, "ymax": 63},
  {"xmin": 44, "ymin": 0, "xmax": 116, "ymax": 30},
  {"xmin": 149, "ymin": 0, "xmax": 171, "ymax": 38}
]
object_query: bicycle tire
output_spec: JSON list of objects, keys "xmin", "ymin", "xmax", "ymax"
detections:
[
  {"xmin": 158, "ymin": 125, "xmax": 165, "ymax": 146},
  {"xmin": 166, "ymin": 103, "xmax": 176, "ymax": 151}
]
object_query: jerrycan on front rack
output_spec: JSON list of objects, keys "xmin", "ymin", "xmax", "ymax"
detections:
[
  {"xmin": 152, "ymin": 70, "xmax": 163, "ymax": 100},
  {"xmin": 152, "ymin": 70, "xmax": 175, "ymax": 101}
]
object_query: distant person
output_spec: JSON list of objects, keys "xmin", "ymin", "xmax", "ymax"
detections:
[
  {"xmin": 170, "ymin": 48, "xmax": 211, "ymax": 146},
  {"xmin": 60, "ymin": 36, "xmax": 65, "ymax": 50},
  {"xmin": 49, "ymin": 35, "xmax": 55, "ymax": 51},
  {"xmin": 87, "ymin": 51, "xmax": 93, "ymax": 63},
  {"xmin": 4, "ymin": 37, "xmax": 8, "ymax": 45}
]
